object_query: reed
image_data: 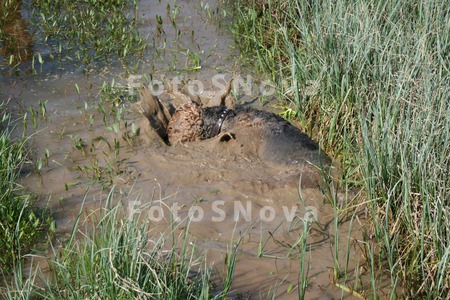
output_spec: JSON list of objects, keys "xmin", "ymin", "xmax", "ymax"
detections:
[{"xmin": 232, "ymin": 0, "xmax": 450, "ymax": 297}]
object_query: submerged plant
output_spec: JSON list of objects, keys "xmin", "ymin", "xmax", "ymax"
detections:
[{"xmin": 26, "ymin": 0, "xmax": 147, "ymax": 68}]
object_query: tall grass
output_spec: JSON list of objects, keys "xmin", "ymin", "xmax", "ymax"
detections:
[
  {"xmin": 36, "ymin": 194, "xmax": 209, "ymax": 299},
  {"xmin": 0, "ymin": 103, "xmax": 53, "ymax": 273},
  {"xmin": 2, "ymin": 188, "xmax": 238, "ymax": 299},
  {"xmin": 232, "ymin": 0, "xmax": 449, "ymax": 297}
]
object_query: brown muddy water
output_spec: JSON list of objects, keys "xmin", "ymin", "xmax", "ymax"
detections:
[{"xmin": 1, "ymin": 1, "xmax": 374, "ymax": 299}]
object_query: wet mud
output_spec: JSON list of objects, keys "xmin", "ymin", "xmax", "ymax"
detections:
[{"xmin": 0, "ymin": 0, "xmax": 373, "ymax": 299}]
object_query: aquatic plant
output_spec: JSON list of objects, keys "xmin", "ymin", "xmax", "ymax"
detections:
[{"xmin": 26, "ymin": 0, "xmax": 147, "ymax": 69}]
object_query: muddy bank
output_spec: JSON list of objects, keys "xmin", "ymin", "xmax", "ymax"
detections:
[
  {"xmin": 0, "ymin": 0, "xmax": 33, "ymax": 65},
  {"xmin": 1, "ymin": 0, "xmax": 371, "ymax": 298}
]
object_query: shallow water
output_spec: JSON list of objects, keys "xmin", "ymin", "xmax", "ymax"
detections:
[{"xmin": 1, "ymin": 1, "xmax": 373, "ymax": 298}]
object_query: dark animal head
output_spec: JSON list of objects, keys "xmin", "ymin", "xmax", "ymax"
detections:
[{"xmin": 201, "ymin": 106, "xmax": 236, "ymax": 139}]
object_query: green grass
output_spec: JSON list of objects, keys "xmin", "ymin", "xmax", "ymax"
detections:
[
  {"xmin": 232, "ymin": 0, "xmax": 449, "ymax": 298},
  {"xmin": 0, "ymin": 103, "xmax": 54, "ymax": 273},
  {"xmin": 2, "ymin": 189, "xmax": 237, "ymax": 299},
  {"xmin": 2, "ymin": 0, "xmax": 448, "ymax": 297}
]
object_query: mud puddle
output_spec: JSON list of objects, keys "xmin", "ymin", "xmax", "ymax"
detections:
[{"xmin": 1, "ymin": 0, "xmax": 371, "ymax": 298}]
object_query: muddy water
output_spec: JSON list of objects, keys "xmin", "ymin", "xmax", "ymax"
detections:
[{"xmin": 1, "ymin": 1, "xmax": 369, "ymax": 299}]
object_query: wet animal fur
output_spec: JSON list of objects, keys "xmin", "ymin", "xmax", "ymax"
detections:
[{"xmin": 138, "ymin": 80, "xmax": 329, "ymax": 168}]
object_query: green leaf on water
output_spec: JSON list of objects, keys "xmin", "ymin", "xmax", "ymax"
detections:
[
  {"xmin": 50, "ymin": 220, "xmax": 56, "ymax": 232},
  {"xmin": 113, "ymin": 122, "xmax": 119, "ymax": 133},
  {"xmin": 65, "ymin": 182, "xmax": 78, "ymax": 191},
  {"xmin": 131, "ymin": 123, "xmax": 137, "ymax": 134}
]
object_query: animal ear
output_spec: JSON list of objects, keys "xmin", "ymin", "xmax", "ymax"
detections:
[
  {"xmin": 138, "ymin": 87, "xmax": 171, "ymax": 140},
  {"xmin": 138, "ymin": 87, "xmax": 171, "ymax": 122},
  {"xmin": 224, "ymin": 92, "xmax": 235, "ymax": 110},
  {"xmin": 162, "ymin": 75, "xmax": 172, "ymax": 93},
  {"xmin": 180, "ymin": 83, "xmax": 202, "ymax": 106},
  {"xmin": 219, "ymin": 78, "xmax": 235, "ymax": 109}
]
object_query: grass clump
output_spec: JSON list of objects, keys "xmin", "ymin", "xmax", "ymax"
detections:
[
  {"xmin": 0, "ymin": 103, "xmax": 53, "ymax": 272},
  {"xmin": 4, "ymin": 191, "xmax": 236, "ymax": 299},
  {"xmin": 232, "ymin": 0, "xmax": 449, "ymax": 297},
  {"xmin": 41, "ymin": 199, "xmax": 208, "ymax": 299}
]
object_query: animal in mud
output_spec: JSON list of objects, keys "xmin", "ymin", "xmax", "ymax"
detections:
[{"xmin": 138, "ymin": 79, "xmax": 330, "ymax": 171}]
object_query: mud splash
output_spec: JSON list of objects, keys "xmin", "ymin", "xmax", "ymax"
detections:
[{"xmin": 1, "ymin": 1, "xmax": 371, "ymax": 298}]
